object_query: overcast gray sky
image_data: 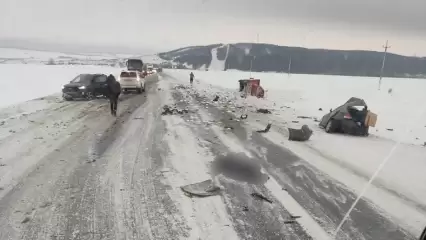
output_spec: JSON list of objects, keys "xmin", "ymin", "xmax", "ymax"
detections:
[{"xmin": 1, "ymin": 0, "xmax": 426, "ymax": 55}]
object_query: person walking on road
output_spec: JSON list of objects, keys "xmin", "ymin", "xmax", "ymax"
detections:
[
  {"xmin": 190, "ymin": 72, "xmax": 194, "ymax": 84},
  {"xmin": 106, "ymin": 74, "xmax": 121, "ymax": 116}
]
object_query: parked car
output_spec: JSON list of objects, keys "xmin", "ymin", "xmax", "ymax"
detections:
[
  {"xmin": 119, "ymin": 71, "xmax": 145, "ymax": 93},
  {"xmin": 319, "ymin": 97, "xmax": 375, "ymax": 136},
  {"xmin": 62, "ymin": 74, "xmax": 109, "ymax": 101}
]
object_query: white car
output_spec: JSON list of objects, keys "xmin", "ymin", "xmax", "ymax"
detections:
[{"xmin": 119, "ymin": 71, "xmax": 145, "ymax": 93}]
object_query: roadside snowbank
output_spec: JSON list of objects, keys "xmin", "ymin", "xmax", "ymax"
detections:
[{"xmin": 0, "ymin": 64, "xmax": 120, "ymax": 109}]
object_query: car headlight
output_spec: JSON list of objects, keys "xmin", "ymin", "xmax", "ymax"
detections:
[{"xmin": 79, "ymin": 86, "xmax": 86, "ymax": 89}]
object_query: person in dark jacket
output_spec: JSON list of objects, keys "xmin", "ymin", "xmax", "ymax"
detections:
[
  {"xmin": 106, "ymin": 74, "xmax": 121, "ymax": 116},
  {"xmin": 190, "ymin": 72, "xmax": 194, "ymax": 84}
]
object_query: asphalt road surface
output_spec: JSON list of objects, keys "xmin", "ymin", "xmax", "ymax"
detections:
[{"xmin": 0, "ymin": 73, "xmax": 416, "ymax": 240}]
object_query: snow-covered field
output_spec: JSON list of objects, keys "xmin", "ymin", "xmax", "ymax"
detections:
[
  {"xmin": 165, "ymin": 69, "xmax": 426, "ymax": 234},
  {"xmin": 0, "ymin": 64, "xmax": 121, "ymax": 109},
  {"xmin": 0, "ymin": 48, "xmax": 133, "ymax": 61}
]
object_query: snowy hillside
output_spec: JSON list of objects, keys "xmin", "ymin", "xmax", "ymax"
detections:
[{"xmin": 159, "ymin": 43, "xmax": 426, "ymax": 78}]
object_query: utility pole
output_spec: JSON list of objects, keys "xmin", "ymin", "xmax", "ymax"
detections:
[
  {"xmin": 379, "ymin": 40, "xmax": 390, "ymax": 90},
  {"xmin": 288, "ymin": 57, "xmax": 292, "ymax": 76}
]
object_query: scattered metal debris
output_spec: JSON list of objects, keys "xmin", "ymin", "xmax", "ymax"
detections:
[
  {"xmin": 180, "ymin": 179, "xmax": 221, "ymax": 197},
  {"xmin": 257, "ymin": 108, "xmax": 272, "ymax": 114},
  {"xmin": 284, "ymin": 220, "xmax": 296, "ymax": 224},
  {"xmin": 297, "ymin": 116, "xmax": 312, "ymax": 119},
  {"xmin": 386, "ymin": 128, "xmax": 394, "ymax": 131},
  {"xmin": 174, "ymin": 84, "xmax": 190, "ymax": 90},
  {"xmin": 318, "ymin": 108, "xmax": 323, "ymax": 111},
  {"xmin": 161, "ymin": 105, "xmax": 189, "ymax": 115},
  {"xmin": 242, "ymin": 206, "xmax": 249, "ymax": 212},
  {"xmin": 251, "ymin": 192, "xmax": 273, "ymax": 203},
  {"xmin": 213, "ymin": 95, "xmax": 219, "ymax": 102},
  {"xmin": 257, "ymin": 123, "xmax": 272, "ymax": 133},
  {"xmin": 288, "ymin": 125, "xmax": 313, "ymax": 141},
  {"xmin": 21, "ymin": 217, "xmax": 31, "ymax": 224},
  {"xmin": 240, "ymin": 114, "xmax": 248, "ymax": 119},
  {"xmin": 292, "ymin": 121, "xmax": 299, "ymax": 123}
]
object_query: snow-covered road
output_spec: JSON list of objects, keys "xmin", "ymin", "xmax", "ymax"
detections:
[{"xmin": 0, "ymin": 73, "xmax": 417, "ymax": 240}]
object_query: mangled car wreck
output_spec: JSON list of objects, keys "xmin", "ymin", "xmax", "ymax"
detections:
[{"xmin": 319, "ymin": 97, "xmax": 377, "ymax": 136}]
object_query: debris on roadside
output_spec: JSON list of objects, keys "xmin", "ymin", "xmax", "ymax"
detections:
[
  {"xmin": 318, "ymin": 108, "xmax": 323, "ymax": 111},
  {"xmin": 240, "ymin": 114, "xmax": 248, "ymax": 119},
  {"xmin": 386, "ymin": 128, "xmax": 394, "ymax": 131},
  {"xmin": 257, "ymin": 123, "xmax": 272, "ymax": 133},
  {"xmin": 297, "ymin": 116, "xmax": 312, "ymax": 119},
  {"xmin": 173, "ymin": 84, "xmax": 190, "ymax": 90},
  {"xmin": 284, "ymin": 220, "xmax": 296, "ymax": 224},
  {"xmin": 133, "ymin": 117, "xmax": 144, "ymax": 120},
  {"xmin": 21, "ymin": 216, "xmax": 31, "ymax": 224},
  {"xmin": 288, "ymin": 125, "xmax": 313, "ymax": 142},
  {"xmin": 257, "ymin": 108, "xmax": 272, "ymax": 114},
  {"xmin": 0, "ymin": 163, "xmax": 6, "ymax": 167},
  {"xmin": 39, "ymin": 201, "xmax": 52, "ymax": 209},
  {"xmin": 292, "ymin": 121, "xmax": 299, "ymax": 123},
  {"xmin": 180, "ymin": 179, "xmax": 221, "ymax": 197},
  {"xmin": 251, "ymin": 192, "xmax": 273, "ymax": 203},
  {"xmin": 161, "ymin": 105, "xmax": 189, "ymax": 115},
  {"xmin": 213, "ymin": 95, "xmax": 220, "ymax": 102},
  {"xmin": 224, "ymin": 125, "xmax": 234, "ymax": 130},
  {"xmin": 242, "ymin": 206, "xmax": 249, "ymax": 212}
]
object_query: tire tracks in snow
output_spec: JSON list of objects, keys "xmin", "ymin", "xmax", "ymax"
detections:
[
  {"xmin": 168, "ymin": 86, "xmax": 312, "ymax": 240},
  {"xmin": 0, "ymin": 90, "xmax": 148, "ymax": 239},
  {"xmin": 169, "ymin": 81, "xmax": 415, "ymax": 240}
]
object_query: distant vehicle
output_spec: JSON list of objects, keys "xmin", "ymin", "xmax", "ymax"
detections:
[
  {"xmin": 126, "ymin": 59, "xmax": 144, "ymax": 72},
  {"xmin": 153, "ymin": 64, "xmax": 163, "ymax": 73},
  {"xmin": 62, "ymin": 74, "xmax": 109, "ymax": 101},
  {"xmin": 319, "ymin": 97, "xmax": 377, "ymax": 136},
  {"xmin": 119, "ymin": 71, "xmax": 145, "ymax": 93}
]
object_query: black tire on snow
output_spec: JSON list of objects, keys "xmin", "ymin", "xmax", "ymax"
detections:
[{"xmin": 325, "ymin": 120, "xmax": 336, "ymax": 133}]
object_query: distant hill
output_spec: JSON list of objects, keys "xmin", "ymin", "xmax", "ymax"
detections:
[{"xmin": 158, "ymin": 43, "xmax": 426, "ymax": 78}]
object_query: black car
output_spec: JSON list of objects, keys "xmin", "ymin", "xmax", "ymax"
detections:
[{"xmin": 62, "ymin": 74, "xmax": 109, "ymax": 101}]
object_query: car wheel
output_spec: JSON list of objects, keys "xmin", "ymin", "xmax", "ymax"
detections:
[
  {"xmin": 325, "ymin": 120, "xmax": 335, "ymax": 133},
  {"xmin": 137, "ymin": 87, "xmax": 142, "ymax": 94},
  {"xmin": 86, "ymin": 92, "xmax": 94, "ymax": 100},
  {"xmin": 63, "ymin": 97, "xmax": 73, "ymax": 101}
]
